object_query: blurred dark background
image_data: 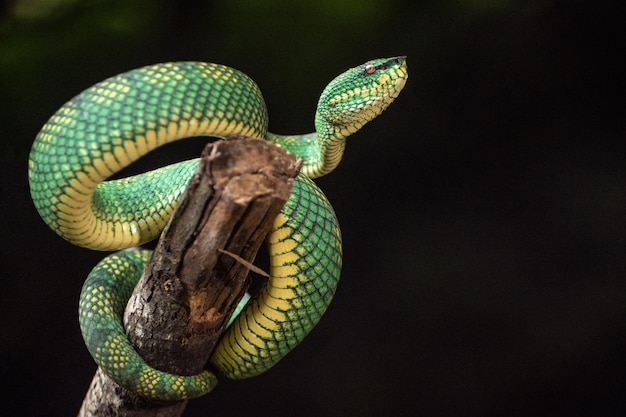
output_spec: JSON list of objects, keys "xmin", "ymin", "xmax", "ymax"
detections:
[{"xmin": 1, "ymin": 0, "xmax": 624, "ymax": 416}]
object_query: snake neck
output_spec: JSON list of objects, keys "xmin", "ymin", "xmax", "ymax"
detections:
[{"xmin": 266, "ymin": 119, "xmax": 347, "ymax": 180}]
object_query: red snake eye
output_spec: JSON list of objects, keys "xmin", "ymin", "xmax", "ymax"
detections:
[{"xmin": 364, "ymin": 64, "xmax": 376, "ymax": 74}]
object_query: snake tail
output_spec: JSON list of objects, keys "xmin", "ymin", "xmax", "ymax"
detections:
[{"xmin": 78, "ymin": 249, "xmax": 218, "ymax": 400}]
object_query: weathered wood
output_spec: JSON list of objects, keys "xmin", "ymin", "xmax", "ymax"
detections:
[{"xmin": 78, "ymin": 139, "xmax": 300, "ymax": 417}]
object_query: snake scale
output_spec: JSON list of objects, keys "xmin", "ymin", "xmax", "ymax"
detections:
[{"xmin": 28, "ymin": 57, "xmax": 407, "ymax": 400}]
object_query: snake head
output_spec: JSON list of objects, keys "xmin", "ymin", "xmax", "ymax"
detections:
[{"xmin": 316, "ymin": 56, "xmax": 408, "ymax": 133}]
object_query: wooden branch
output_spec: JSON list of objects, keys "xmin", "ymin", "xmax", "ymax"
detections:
[{"xmin": 78, "ymin": 138, "xmax": 300, "ymax": 417}]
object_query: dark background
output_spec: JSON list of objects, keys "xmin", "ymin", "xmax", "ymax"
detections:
[{"xmin": 1, "ymin": 1, "xmax": 624, "ymax": 416}]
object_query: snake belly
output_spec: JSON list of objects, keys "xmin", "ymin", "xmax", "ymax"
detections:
[{"xmin": 29, "ymin": 57, "xmax": 407, "ymax": 400}]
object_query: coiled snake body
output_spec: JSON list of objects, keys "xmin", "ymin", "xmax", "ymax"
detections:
[{"xmin": 28, "ymin": 57, "xmax": 407, "ymax": 400}]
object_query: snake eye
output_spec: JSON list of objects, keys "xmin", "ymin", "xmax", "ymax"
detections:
[{"xmin": 364, "ymin": 64, "xmax": 376, "ymax": 74}]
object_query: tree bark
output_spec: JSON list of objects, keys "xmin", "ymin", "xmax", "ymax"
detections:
[{"xmin": 78, "ymin": 138, "xmax": 300, "ymax": 417}]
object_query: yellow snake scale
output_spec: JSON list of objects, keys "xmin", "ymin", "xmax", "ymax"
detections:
[{"xmin": 28, "ymin": 57, "xmax": 407, "ymax": 400}]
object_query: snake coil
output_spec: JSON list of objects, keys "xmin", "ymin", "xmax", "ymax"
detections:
[{"xmin": 29, "ymin": 57, "xmax": 407, "ymax": 400}]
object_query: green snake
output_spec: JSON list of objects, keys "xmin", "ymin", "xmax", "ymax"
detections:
[{"xmin": 28, "ymin": 57, "xmax": 407, "ymax": 400}]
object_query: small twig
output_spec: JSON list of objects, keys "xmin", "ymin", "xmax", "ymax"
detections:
[{"xmin": 218, "ymin": 248, "xmax": 270, "ymax": 278}]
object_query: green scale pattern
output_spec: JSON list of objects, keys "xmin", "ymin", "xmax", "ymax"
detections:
[{"xmin": 29, "ymin": 62, "xmax": 267, "ymax": 247}]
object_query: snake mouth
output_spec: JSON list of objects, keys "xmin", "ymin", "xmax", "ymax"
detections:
[{"xmin": 391, "ymin": 56, "xmax": 409, "ymax": 89}]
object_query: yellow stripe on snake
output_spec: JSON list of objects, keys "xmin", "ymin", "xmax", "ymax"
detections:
[{"xmin": 28, "ymin": 57, "xmax": 407, "ymax": 400}]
